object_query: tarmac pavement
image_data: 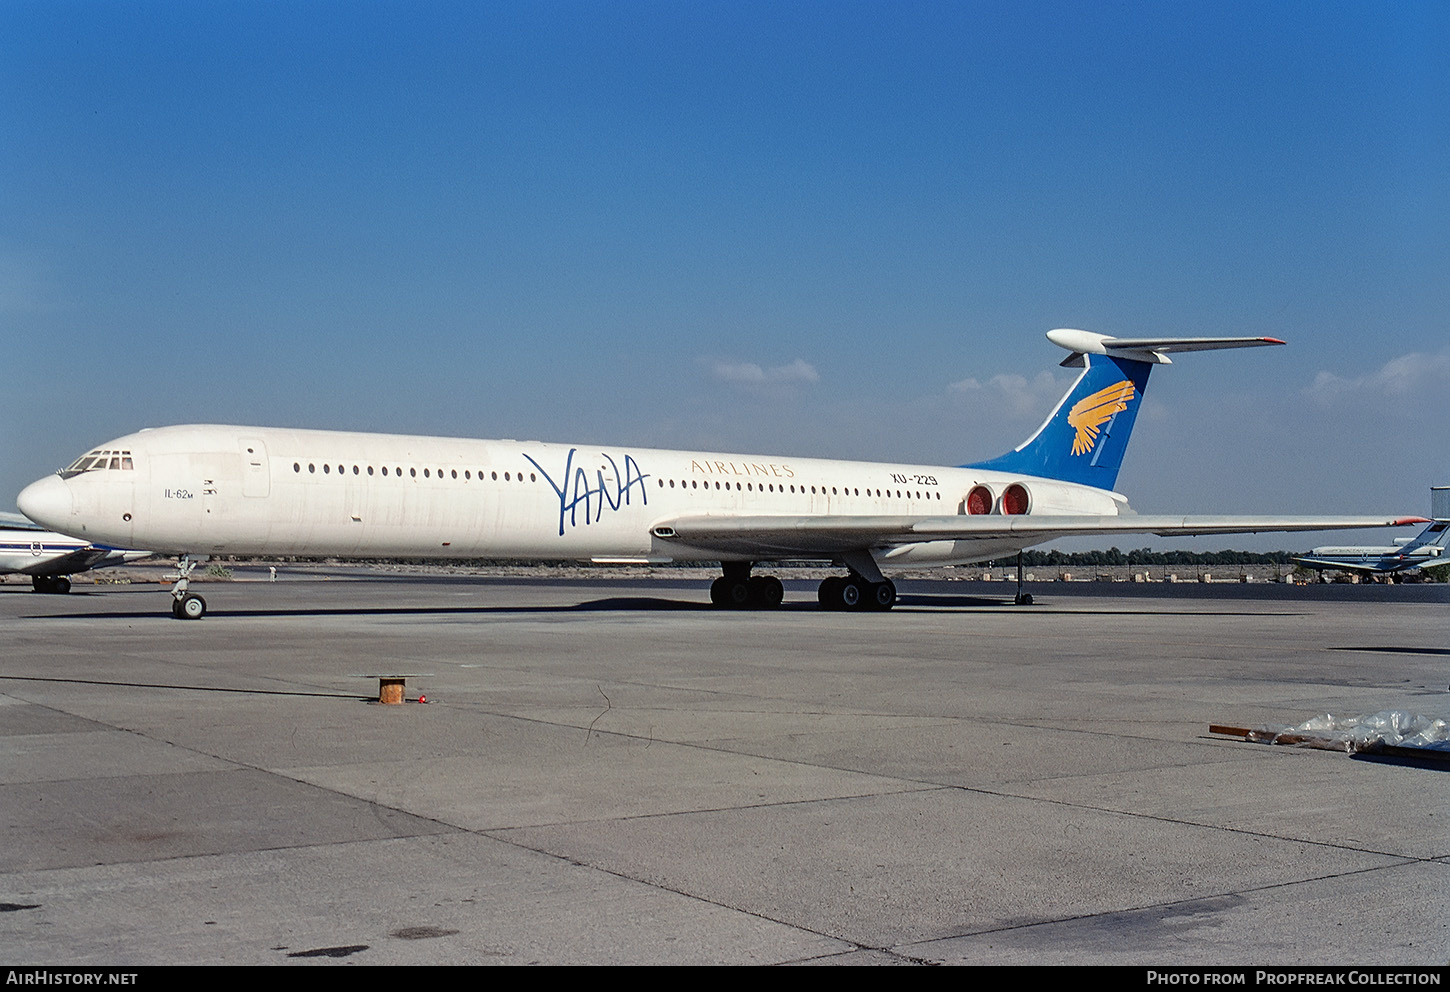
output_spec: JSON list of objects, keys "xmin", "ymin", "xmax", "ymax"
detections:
[{"xmin": 1, "ymin": 572, "xmax": 1446, "ymax": 965}]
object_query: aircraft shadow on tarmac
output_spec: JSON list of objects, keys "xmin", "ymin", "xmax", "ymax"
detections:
[
  {"xmin": 1335, "ymin": 645, "xmax": 1450, "ymax": 657},
  {"xmin": 1352, "ymin": 752, "xmax": 1450, "ymax": 773},
  {"xmin": 25, "ymin": 592, "xmax": 1294, "ymax": 619}
]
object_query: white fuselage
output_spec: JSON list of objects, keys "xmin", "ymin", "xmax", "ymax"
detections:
[
  {"xmin": 30, "ymin": 424, "xmax": 1125, "ymax": 567},
  {"xmin": 1298, "ymin": 543, "xmax": 1445, "ymax": 573}
]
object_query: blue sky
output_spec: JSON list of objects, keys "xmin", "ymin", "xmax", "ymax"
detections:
[{"xmin": 4, "ymin": 1, "xmax": 1447, "ymax": 549}]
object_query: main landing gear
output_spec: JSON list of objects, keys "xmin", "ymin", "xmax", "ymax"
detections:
[
  {"xmin": 710, "ymin": 562, "xmax": 785, "ymax": 609},
  {"xmin": 706, "ymin": 561, "xmax": 900, "ymax": 612},
  {"xmin": 819, "ymin": 549, "xmax": 897, "ymax": 611},
  {"xmin": 32, "ymin": 575, "xmax": 72, "ymax": 594},
  {"xmin": 167, "ymin": 555, "xmax": 207, "ymax": 620},
  {"xmin": 817, "ymin": 573, "xmax": 896, "ymax": 611}
]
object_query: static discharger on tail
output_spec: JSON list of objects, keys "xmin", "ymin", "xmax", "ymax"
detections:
[{"xmin": 16, "ymin": 331, "xmax": 1425, "ymax": 618}]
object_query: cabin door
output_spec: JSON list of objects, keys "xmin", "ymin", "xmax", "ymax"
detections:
[{"xmin": 240, "ymin": 439, "xmax": 271, "ymax": 498}]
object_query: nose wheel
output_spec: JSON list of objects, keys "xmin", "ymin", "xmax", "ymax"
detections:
[
  {"xmin": 171, "ymin": 593, "xmax": 207, "ymax": 620},
  {"xmin": 167, "ymin": 556, "xmax": 208, "ymax": 619}
]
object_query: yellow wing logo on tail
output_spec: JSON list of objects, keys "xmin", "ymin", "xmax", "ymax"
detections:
[{"xmin": 1067, "ymin": 380, "xmax": 1136, "ymax": 456}]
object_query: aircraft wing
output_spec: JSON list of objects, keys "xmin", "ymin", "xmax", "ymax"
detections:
[{"xmin": 652, "ymin": 514, "xmax": 1428, "ymax": 559}]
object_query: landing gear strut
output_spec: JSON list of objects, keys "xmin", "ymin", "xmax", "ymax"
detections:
[
  {"xmin": 1014, "ymin": 551, "xmax": 1033, "ymax": 606},
  {"xmin": 32, "ymin": 575, "xmax": 72, "ymax": 594},
  {"xmin": 167, "ymin": 555, "xmax": 207, "ymax": 620},
  {"xmin": 710, "ymin": 562, "xmax": 784, "ymax": 609}
]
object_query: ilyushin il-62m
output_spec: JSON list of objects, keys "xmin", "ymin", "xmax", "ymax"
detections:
[{"xmin": 17, "ymin": 331, "xmax": 1424, "ymax": 619}]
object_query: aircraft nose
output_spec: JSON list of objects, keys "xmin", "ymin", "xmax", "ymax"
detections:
[{"xmin": 17, "ymin": 475, "xmax": 73, "ymax": 529}]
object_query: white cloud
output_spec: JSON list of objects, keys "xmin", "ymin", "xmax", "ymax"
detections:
[
  {"xmin": 946, "ymin": 370, "xmax": 1070, "ymax": 419},
  {"xmin": 706, "ymin": 357, "xmax": 820, "ymax": 392},
  {"xmin": 1304, "ymin": 348, "xmax": 1450, "ymax": 407}
]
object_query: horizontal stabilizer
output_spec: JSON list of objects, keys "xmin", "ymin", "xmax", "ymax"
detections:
[{"xmin": 1047, "ymin": 329, "xmax": 1285, "ymax": 366}]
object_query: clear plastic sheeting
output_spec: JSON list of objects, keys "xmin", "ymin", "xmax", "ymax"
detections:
[{"xmin": 1248, "ymin": 711, "xmax": 1450, "ymax": 753}]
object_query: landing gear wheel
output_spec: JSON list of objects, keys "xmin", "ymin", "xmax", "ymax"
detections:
[
  {"xmin": 175, "ymin": 594, "xmax": 207, "ymax": 620},
  {"xmin": 868, "ymin": 578, "xmax": 896, "ymax": 611},
  {"xmin": 708, "ymin": 578, "xmax": 754, "ymax": 608},
  {"xmin": 710, "ymin": 563, "xmax": 757, "ymax": 609},
  {"xmin": 818, "ymin": 576, "xmax": 842, "ymax": 608},
  {"xmin": 52, "ymin": 576, "xmax": 71, "ymax": 594},
  {"xmin": 749, "ymin": 575, "xmax": 784, "ymax": 608},
  {"xmin": 1014, "ymin": 592, "xmax": 1034, "ymax": 605},
  {"xmin": 711, "ymin": 576, "xmax": 755, "ymax": 607},
  {"xmin": 837, "ymin": 577, "xmax": 863, "ymax": 610}
]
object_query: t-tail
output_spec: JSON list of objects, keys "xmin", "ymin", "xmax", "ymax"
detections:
[
  {"xmin": 966, "ymin": 329, "xmax": 1285, "ymax": 492},
  {"xmin": 1403, "ymin": 486, "xmax": 1450, "ymax": 553}
]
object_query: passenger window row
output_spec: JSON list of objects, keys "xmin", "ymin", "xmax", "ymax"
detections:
[
  {"xmin": 658, "ymin": 478, "xmax": 941, "ymax": 501},
  {"xmin": 291, "ymin": 462, "xmax": 536, "ymax": 484},
  {"xmin": 286, "ymin": 459, "xmax": 938, "ymax": 502}
]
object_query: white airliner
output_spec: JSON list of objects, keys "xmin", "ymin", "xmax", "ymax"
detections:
[
  {"xmin": 1294, "ymin": 487, "xmax": 1448, "ymax": 579},
  {"xmin": 16, "ymin": 330, "xmax": 1425, "ymax": 619},
  {"xmin": 0, "ymin": 512, "xmax": 152, "ymax": 593}
]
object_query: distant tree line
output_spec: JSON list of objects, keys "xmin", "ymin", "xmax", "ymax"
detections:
[{"xmin": 989, "ymin": 547, "xmax": 1296, "ymax": 567}]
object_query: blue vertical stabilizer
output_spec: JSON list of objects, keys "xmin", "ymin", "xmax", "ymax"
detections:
[{"xmin": 965, "ymin": 354, "xmax": 1153, "ymax": 491}]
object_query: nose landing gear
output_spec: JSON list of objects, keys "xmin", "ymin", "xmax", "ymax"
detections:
[{"xmin": 167, "ymin": 556, "xmax": 207, "ymax": 619}]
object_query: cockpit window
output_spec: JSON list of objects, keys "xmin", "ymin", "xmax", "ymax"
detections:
[{"xmin": 59, "ymin": 449, "xmax": 135, "ymax": 478}]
